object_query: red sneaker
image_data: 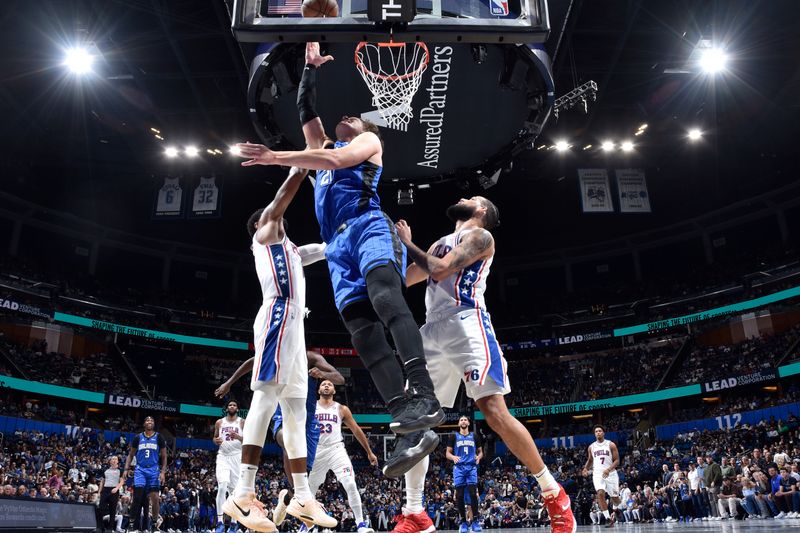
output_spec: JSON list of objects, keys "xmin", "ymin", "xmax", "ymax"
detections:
[
  {"xmin": 543, "ymin": 485, "xmax": 577, "ymax": 533},
  {"xmin": 405, "ymin": 508, "xmax": 435, "ymax": 533},
  {"xmin": 390, "ymin": 513, "xmax": 416, "ymax": 533}
]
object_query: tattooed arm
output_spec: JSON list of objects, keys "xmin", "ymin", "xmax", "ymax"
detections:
[{"xmin": 395, "ymin": 220, "xmax": 494, "ymax": 282}]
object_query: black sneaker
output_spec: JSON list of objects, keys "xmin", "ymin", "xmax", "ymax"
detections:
[
  {"xmin": 389, "ymin": 388, "xmax": 445, "ymax": 434},
  {"xmin": 382, "ymin": 430, "xmax": 440, "ymax": 478}
]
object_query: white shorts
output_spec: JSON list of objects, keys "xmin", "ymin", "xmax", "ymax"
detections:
[
  {"xmin": 593, "ymin": 470, "xmax": 620, "ymax": 497},
  {"xmin": 252, "ymin": 299, "xmax": 308, "ymax": 398},
  {"xmin": 308, "ymin": 443, "xmax": 354, "ymax": 492},
  {"xmin": 216, "ymin": 453, "xmax": 241, "ymax": 488},
  {"xmin": 421, "ymin": 307, "xmax": 510, "ymax": 408}
]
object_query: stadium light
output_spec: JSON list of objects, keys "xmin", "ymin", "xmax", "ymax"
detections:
[
  {"xmin": 688, "ymin": 128, "xmax": 703, "ymax": 141},
  {"xmin": 185, "ymin": 146, "xmax": 199, "ymax": 157},
  {"xmin": 620, "ymin": 140, "xmax": 634, "ymax": 152},
  {"xmin": 63, "ymin": 47, "xmax": 94, "ymax": 74},
  {"xmin": 229, "ymin": 145, "xmax": 242, "ymax": 156},
  {"xmin": 601, "ymin": 141, "xmax": 615, "ymax": 152},
  {"xmin": 699, "ymin": 48, "xmax": 728, "ymax": 74},
  {"xmin": 554, "ymin": 140, "xmax": 570, "ymax": 152},
  {"xmin": 164, "ymin": 146, "xmax": 179, "ymax": 158}
]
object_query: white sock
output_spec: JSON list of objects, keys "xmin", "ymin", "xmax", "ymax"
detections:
[
  {"xmin": 404, "ymin": 456, "xmax": 429, "ymax": 514},
  {"xmin": 293, "ymin": 472, "xmax": 313, "ymax": 501},
  {"xmin": 603, "ymin": 510, "xmax": 610, "ymax": 519},
  {"xmin": 533, "ymin": 466, "xmax": 559, "ymax": 494},
  {"xmin": 235, "ymin": 464, "xmax": 258, "ymax": 498}
]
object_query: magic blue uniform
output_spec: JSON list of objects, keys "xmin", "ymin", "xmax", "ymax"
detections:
[
  {"xmin": 271, "ymin": 379, "xmax": 321, "ymax": 469},
  {"xmin": 451, "ymin": 431, "xmax": 481, "ymax": 487},
  {"xmin": 132, "ymin": 431, "xmax": 165, "ymax": 491},
  {"xmin": 314, "ymin": 141, "xmax": 406, "ymax": 311}
]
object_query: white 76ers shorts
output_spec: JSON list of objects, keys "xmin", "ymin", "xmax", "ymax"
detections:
[
  {"xmin": 216, "ymin": 453, "xmax": 241, "ymax": 488},
  {"xmin": 593, "ymin": 470, "xmax": 620, "ymax": 497},
  {"xmin": 252, "ymin": 298, "xmax": 308, "ymax": 398},
  {"xmin": 308, "ymin": 442, "xmax": 354, "ymax": 492},
  {"xmin": 421, "ymin": 307, "xmax": 510, "ymax": 408}
]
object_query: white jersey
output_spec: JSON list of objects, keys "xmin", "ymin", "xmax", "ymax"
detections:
[
  {"xmin": 218, "ymin": 416, "xmax": 243, "ymax": 456},
  {"xmin": 253, "ymin": 234, "xmax": 306, "ymax": 308},
  {"xmin": 315, "ymin": 401, "xmax": 343, "ymax": 448},
  {"xmin": 155, "ymin": 177, "xmax": 183, "ymax": 215},
  {"xmin": 425, "ymin": 229, "xmax": 493, "ymax": 319},
  {"xmin": 590, "ymin": 439, "xmax": 615, "ymax": 475}
]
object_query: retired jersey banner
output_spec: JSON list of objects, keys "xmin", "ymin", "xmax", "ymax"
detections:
[
  {"xmin": 578, "ymin": 169, "xmax": 613, "ymax": 212},
  {"xmin": 153, "ymin": 177, "xmax": 184, "ymax": 218},
  {"xmin": 616, "ymin": 169, "xmax": 651, "ymax": 213},
  {"xmin": 190, "ymin": 176, "xmax": 222, "ymax": 218}
]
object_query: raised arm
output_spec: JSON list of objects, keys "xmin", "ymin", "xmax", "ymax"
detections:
[
  {"xmin": 396, "ymin": 221, "xmax": 494, "ymax": 282},
  {"xmin": 307, "ymin": 351, "xmax": 345, "ymax": 385},
  {"xmin": 249, "ymin": 166, "xmax": 309, "ymax": 245},
  {"xmin": 214, "ymin": 357, "xmax": 255, "ymax": 398},
  {"xmin": 299, "ymin": 43, "xmax": 334, "ymax": 149},
  {"xmin": 341, "ymin": 405, "xmax": 378, "ymax": 466}
]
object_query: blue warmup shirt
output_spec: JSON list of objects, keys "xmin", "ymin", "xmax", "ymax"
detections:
[{"xmin": 314, "ymin": 141, "xmax": 382, "ymax": 243}]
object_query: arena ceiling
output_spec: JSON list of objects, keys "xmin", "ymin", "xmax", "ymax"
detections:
[{"xmin": 0, "ymin": 0, "xmax": 798, "ymax": 255}]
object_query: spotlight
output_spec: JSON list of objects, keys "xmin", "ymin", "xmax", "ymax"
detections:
[
  {"xmin": 638, "ymin": 123, "xmax": 648, "ymax": 130},
  {"xmin": 554, "ymin": 140, "xmax": 570, "ymax": 152},
  {"xmin": 164, "ymin": 146, "xmax": 179, "ymax": 158},
  {"xmin": 64, "ymin": 47, "xmax": 94, "ymax": 74},
  {"xmin": 229, "ymin": 146, "xmax": 242, "ymax": 156},
  {"xmin": 699, "ymin": 48, "xmax": 728, "ymax": 74},
  {"xmin": 185, "ymin": 146, "xmax": 199, "ymax": 157},
  {"xmin": 601, "ymin": 141, "xmax": 615, "ymax": 152},
  {"xmin": 688, "ymin": 128, "xmax": 703, "ymax": 141},
  {"xmin": 154, "ymin": 134, "xmax": 164, "ymax": 141},
  {"xmin": 583, "ymin": 144, "xmax": 592, "ymax": 150},
  {"xmin": 620, "ymin": 140, "xmax": 634, "ymax": 152}
]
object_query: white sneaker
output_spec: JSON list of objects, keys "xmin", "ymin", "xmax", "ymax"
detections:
[
  {"xmin": 273, "ymin": 488, "xmax": 291, "ymax": 525},
  {"xmin": 286, "ymin": 497, "xmax": 338, "ymax": 529},
  {"xmin": 777, "ymin": 512, "xmax": 787, "ymax": 519},
  {"xmin": 222, "ymin": 493, "xmax": 276, "ymax": 532}
]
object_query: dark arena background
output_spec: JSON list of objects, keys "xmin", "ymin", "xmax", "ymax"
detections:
[{"xmin": 1, "ymin": 0, "xmax": 800, "ymax": 532}]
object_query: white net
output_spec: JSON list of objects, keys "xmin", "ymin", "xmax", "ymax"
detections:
[{"xmin": 355, "ymin": 42, "xmax": 429, "ymax": 132}]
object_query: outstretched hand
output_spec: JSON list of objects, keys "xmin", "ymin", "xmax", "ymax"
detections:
[
  {"xmin": 235, "ymin": 142, "xmax": 277, "ymax": 166},
  {"xmin": 306, "ymin": 42, "xmax": 334, "ymax": 67},
  {"xmin": 214, "ymin": 381, "xmax": 232, "ymax": 398},
  {"xmin": 395, "ymin": 219, "xmax": 412, "ymax": 244}
]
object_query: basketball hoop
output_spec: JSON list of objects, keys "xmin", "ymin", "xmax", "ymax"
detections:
[{"xmin": 355, "ymin": 41, "xmax": 429, "ymax": 132}]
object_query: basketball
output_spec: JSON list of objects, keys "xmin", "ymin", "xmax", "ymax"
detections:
[{"xmin": 301, "ymin": 0, "xmax": 339, "ymax": 18}]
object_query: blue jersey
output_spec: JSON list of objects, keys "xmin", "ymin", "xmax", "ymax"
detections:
[
  {"xmin": 314, "ymin": 141, "xmax": 382, "ymax": 243},
  {"xmin": 134, "ymin": 432, "xmax": 163, "ymax": 470},
  {"xmin": 452, "ymin": 431, "xmax": 478, "ymax": 467}
]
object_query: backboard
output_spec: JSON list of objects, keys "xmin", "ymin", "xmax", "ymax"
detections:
[{"xmin": 231, "ymin": 0, "xmax": 550, "ymax": 44}]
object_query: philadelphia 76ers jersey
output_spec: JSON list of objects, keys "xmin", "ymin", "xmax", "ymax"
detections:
[
  {"xmin": 315, "ymin": 400, "xmax": 343, "ymax": 448},
  {"xmin": 425, "ymin": 229, "xmax": 493, "ymax": 319},
  {"xmin": 252, "ymin": 234, "xmax": 306, "ymax": 307},
  {"xmin": 590, "ymin": 439, "xmax": 615, "ymax": 474},
  {"xmin": 217, "ymin": 416, "xmax": 243, "ymax": 456},
  {"xmin": 314, "ymin": 141, "xmax": 383, "ymax": 243}
]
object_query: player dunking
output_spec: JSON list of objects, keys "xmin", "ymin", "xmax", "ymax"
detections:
[
  {"xmin": 234, "ymin": 41, "xmax": 443, "ymax": 478},
  {"xmin": 123, "ymin": 416, "xmax": 167, "ymax": 533},
  {"xmin": 221, "ymin": 166, "xmax": 335, "ymax": 533},
  {"xmin": 307, "ymin": 379, "xmax": 378, "ymax": 533},
  {"xmin": 447, "ymin": 416, "xmax": 483, "ymax": 533},
  {"xmin": 582, "ymin": 425, "xmax": 621, "ymax": 528},
  {"xmin": 214, "ymin": 351, "xmax": 345, "ymax": 528},
  {"xmin": 393, "ymin": 198, "xmax": 577, "ymax": 533},
  {"xmin": 213, "ymin": 400, "xmax": 244, "ymax": 533}
]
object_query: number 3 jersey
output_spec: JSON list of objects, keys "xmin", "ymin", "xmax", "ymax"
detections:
[{"xmin": 315, "ymin": 401, "xmax": 343, "ymax": 448}]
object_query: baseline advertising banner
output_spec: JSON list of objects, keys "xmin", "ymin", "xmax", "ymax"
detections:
[
  {"xmin": 701, "ymin": 368, "xmax": 779, "ymax": 393},
  {"xmin": 656, "ymin": 401, "xmax": 800, "ymax": 441},
  {"xmin": 615, "ymin": 168, "xmax": 651, "ymax": 213},
  {"xmin": 0, "ymin": 497, "xmax": 96, "ymax": 531},
  {"xmin": 0, "ymin": 295, "xmax": 51, "ymax": 319},
  {"xmin": 502, "ymin": 331, "xmax": 612, "ymax": 351},
  {"xmin": 578, "ymin": 169, "xmax": 614, "ymax": 213},
  {"xmin": 107, "ymin": 394, "xmax": 180, "ymax": 413}
]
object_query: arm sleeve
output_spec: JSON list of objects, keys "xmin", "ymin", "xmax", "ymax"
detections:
[
  {"xmin": 475, "ymin": 431, "xmax": 483, "ymax": 449},
  {"xmin": 131, "ymin": 435, "xmax": 140, "ymax": 450},
  {"xmin": 158, "ymin": 434, "xmax": 167, "ymax": 449},
  {"xmin": 297, "ymin": 64, "xmax": 319, "ymax": 125},
  {"xmin": 298, "ymin": 243, "xmax": 327, "ymax": 266}
]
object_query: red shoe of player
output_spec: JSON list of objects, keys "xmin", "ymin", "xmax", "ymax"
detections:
[
  {"xmin": 390, "ymin": 513, "xmax": 415, "ymax": 533},
  {"xmin": 405, "ymin": 508, "xmax": 435, "ymax": 533},
  {"xmin": 543, "ymin": 485, "xmax": 577, "ymax": 533}
]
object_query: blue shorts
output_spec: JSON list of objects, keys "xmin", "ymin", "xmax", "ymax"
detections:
[
  {"xmin": 454, "ymin": 465, "xmax": 478, "ymax": 487},
  {"xmin": 272, "ymin": 407, "xmax": 321, "ymax": 470},
  {"xmin": 134, "ymin": 468, "xmax": 160, "ymax": 492},
  {"xmin": 325, "ymin": 210, "xmax": 407, "ymax": 311}
]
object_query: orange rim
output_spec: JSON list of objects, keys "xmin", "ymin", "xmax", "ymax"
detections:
[{"xmin": 354, "ymin": 41, "xmax": 429, "ymax": 81}]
